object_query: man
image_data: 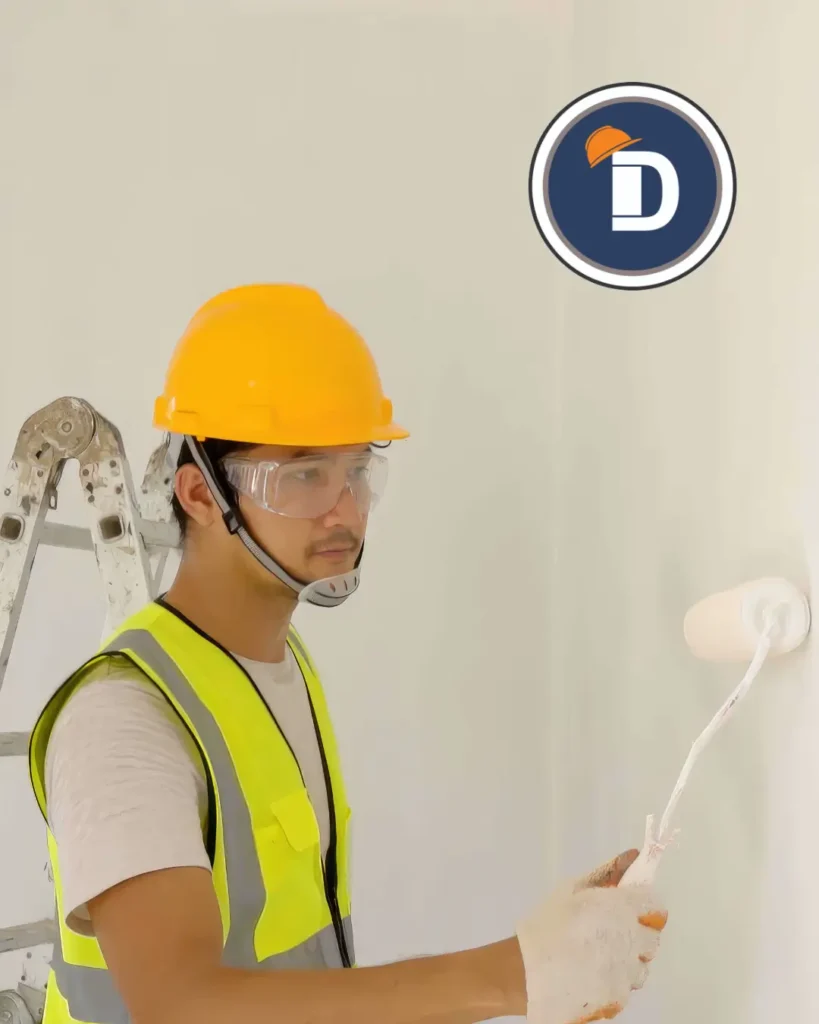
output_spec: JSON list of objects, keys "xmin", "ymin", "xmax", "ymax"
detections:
[{"xmin": 29, "ymin": 283, "xmax": 667, "ymax": 1024}]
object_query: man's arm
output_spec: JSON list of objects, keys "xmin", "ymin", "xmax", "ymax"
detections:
[{"xmin": 89, "ymin": 865, "xmax": 527, "ymax": 1024}]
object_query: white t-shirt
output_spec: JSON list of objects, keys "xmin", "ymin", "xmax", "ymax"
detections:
[{"xmin": 44, "ymin": 646, "xmax": 330, "ymax": 936}]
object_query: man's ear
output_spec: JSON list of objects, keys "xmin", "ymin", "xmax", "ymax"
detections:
[{"xmin": 174, "ymin": 464, "xmax": 220, "ymax": 529}]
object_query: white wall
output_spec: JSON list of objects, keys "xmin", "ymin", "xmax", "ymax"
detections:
[
  {"xmin": 545, "ymin": 3, "xmax": 819, "ymax": 1020},
  {"xmin": 0, "ymin": 2, "xmax": 817, "ymax": 1021}
]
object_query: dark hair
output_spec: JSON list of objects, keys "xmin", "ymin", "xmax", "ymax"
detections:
[{"xmin": 172, "ymin": 438, "xmax": 256, "ymax": 540}]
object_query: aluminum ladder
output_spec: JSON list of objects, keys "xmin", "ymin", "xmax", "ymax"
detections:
[{"xmin": 0, "ymin": 397, "xmax": 180, "ymax": 1023}]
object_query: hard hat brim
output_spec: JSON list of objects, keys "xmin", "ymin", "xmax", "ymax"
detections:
[
  {"xmin": 588, "ymin": 137, "xmax": 643, "ymax": 169},
  {"xmin": 153, "ymin": 396, "xmax": 409, "ymax": 447}
]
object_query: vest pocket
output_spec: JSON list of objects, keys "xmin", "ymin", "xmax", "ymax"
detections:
[
  {"xmin": 270, "ymin": 788, "xmax": 321, "ymax": 851},
  {"xmin": 252, "ymin": 786, "xmax": 323, "ymax": 896},
  {"xmin": 253, "ymin": 787, "xmax": 328, "ymax": 957}
]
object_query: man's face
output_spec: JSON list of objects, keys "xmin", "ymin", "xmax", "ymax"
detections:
[{"xmin": 233, "ymin": 443, "xmax": 372, "ymax": 586}]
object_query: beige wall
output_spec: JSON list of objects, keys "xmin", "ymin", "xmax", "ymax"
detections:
[{"xmin": 0, "ymin": 2, "xmax": 817, "ymax": 1019}]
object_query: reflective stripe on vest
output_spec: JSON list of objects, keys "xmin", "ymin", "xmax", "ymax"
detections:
[{"xmin": 29, "ymin": 605, "xmax": 354, "ymax": 1024}]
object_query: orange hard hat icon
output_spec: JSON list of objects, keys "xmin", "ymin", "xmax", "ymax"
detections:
[{"xmin": 585, "ymin": 125, "xmax": 643, "ymax": 168}]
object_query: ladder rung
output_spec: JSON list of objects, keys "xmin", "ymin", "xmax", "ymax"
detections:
[
  {"xmin": 0, "ymin": 920, "xmax": 57, "ymax": 953},
  {"xmin": 141, "ymin": 519, "xmax": 180, "ymax": 550},
  {"xmin": 40, "ymin": 520, "xmax": 180, "ymax": 553},
  {"xmin": 41, "ymin": 523, "xmax": 93, "ymax": 552},
  {"xmin": 0, "ymin": 733, "xmax": 29, "ymax": 757}
]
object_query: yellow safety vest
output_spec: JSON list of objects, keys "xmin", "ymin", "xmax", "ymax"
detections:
[{"xmin": 29, "ymin": 599, "xmax": 354, "ymax": 1024}]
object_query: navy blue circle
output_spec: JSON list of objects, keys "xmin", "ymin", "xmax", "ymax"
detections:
[{"xmin": 546, "ymin": 101, "xmax": 719, "ymax": 273}]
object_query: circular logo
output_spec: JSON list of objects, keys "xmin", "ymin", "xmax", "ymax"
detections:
[{"xmin": 529, "ymin": 83, "xmax": 736, "ymax": 289}]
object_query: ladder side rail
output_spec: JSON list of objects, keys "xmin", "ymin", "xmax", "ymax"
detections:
[
  {"xmin": 139, "ymin": 434, "xmax": 180, "ymax": 598},
  {"xmin": 75, "ymin": 411, "xmax": 155, "ymax": 635},
  {"xmin": 0, "ymin": 399, "xmax": 97, "ymax": 694}
]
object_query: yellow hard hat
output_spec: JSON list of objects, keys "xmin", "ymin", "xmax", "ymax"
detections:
[{"xmin": 154, "ymin": 283, "xmax": 409, "ymax": 447}]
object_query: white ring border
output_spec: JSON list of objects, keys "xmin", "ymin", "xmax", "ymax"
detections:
[{"xmin": 529, "ymin": 84, "xmax": 735, "ymax": 288}]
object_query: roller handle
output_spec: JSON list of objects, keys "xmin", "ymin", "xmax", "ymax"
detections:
[{"xmin": 619, "ymin": 814, "xmax": 678, "ymax": 887}]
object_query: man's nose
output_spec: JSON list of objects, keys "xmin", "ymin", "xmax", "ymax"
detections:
[{"xmin": 320, "ymin": 484, "xmax": 364, "ymax": 529}]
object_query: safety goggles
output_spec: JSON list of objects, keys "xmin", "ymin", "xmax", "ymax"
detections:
[{"xmin": 221, "ymin": 450, "xmax": 389, "ymax": 519}]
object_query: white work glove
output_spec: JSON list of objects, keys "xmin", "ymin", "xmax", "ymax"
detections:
[{"xmin": 516, "ymin": 850, "xmax": 668, "ymax": 1024}]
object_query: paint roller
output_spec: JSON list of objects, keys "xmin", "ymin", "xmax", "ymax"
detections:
[{"xmin": 621, "ymin": 576, "xmax": 811, "ymax": 887}]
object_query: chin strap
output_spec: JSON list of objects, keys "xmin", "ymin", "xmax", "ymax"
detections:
[{"xmin": 183, "ymin": 436, "xmax": 362, "ymax": 608}]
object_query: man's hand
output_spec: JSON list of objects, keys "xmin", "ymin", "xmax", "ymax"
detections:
[{"xmin": 515, "ymin": 849, "xmax": 668, "ymax": 1024}]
